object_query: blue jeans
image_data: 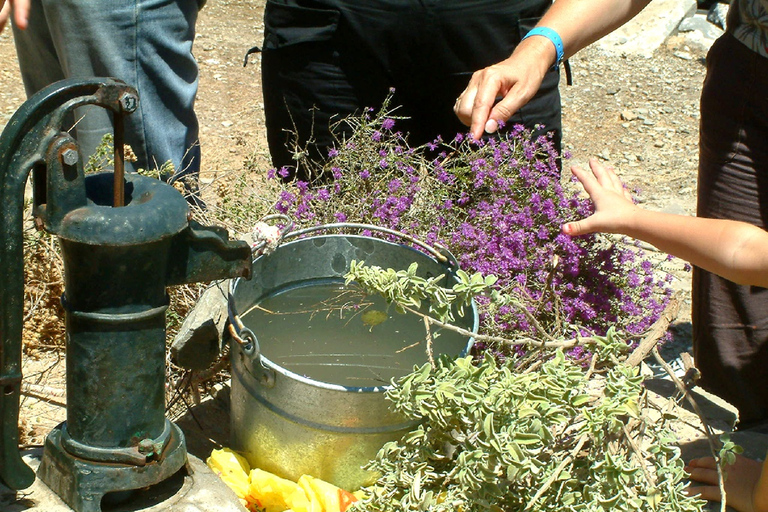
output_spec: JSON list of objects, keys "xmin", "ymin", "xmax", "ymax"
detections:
[{"xmin": 12, "ymin": 0, "xmax": 202, "ymax": 180}]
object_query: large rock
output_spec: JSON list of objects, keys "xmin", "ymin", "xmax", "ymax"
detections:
[
  {"xmin": 594, "ymin": 0, "xmax": 698, "ymax": 57},
  {"xmin": 171, "ymin": 281, "xmax": 230, "ymax": 371}
]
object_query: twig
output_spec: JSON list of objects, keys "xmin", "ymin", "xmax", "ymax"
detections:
[
  {"xmin": 524, "ymin": 433, "xmax": 588, "ymax": 510},
  {"xmin": 423, "ymin": 317, "xmax": 436, "ymax": 368},
  {"xmin": 651, "ymin": 346, "xmax": 727, "ymax": 512},
  {"xmin": 622, "ymin": 423, "xmax": 655, "ymax": 486},
  {"xmin": 584, "ymin": 352, "xmax": 599, "ymax": 380},
  {"xmin": 513, "ymin": 289, "xmax": 556, "ymax": 342},
  {"xmin": 21, "ymin": 383, "xmax": 66, "ymax": 407},
  {"xmin": 190, "ymin": 352, "xmax": 231, "ymax": 386},
  {"xmin": 399, "ymin": 303, "xmax": 581, "ymax": 349},
  {"xmin": 625, "ymin": 293, "xmax": 680, "ymax": 367},
  {"xmin": 521, "ymin": 358, "xmax": 543, "ymax": 375}
]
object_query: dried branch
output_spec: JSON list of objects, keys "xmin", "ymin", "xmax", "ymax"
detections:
[
  {"xmin": 625, "ymin": 293, "xmax": 681, "ymax": 367},
  {"xmin": 524, "ymin": 433, "xmax": 588, "ymax": 511},
  {"xmin": 21, "ymin": 383, "xmax": 66, "ymax": 407},
  {"xmin": 651, "ymin": 346, "xmax": 727, "ymax": 512},
  {"xmin": 423, "ymin": 316, "xmax": 436, "ymax": 368}
]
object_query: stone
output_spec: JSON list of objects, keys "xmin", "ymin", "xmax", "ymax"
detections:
[
  {"xmin": 621, "ymin": 109, "xmax": 638, "ymax": 121},
  {"xmin": 707, "ymin": 2, "xmax": 731, "ymax": 30},
  {"xmin": 0, "ymin": 450, "xmax": 245, "ymax": 512},
  {"xmin": 661, "ymin": 202, "xmax": 689, "ymax": 216},
  {"xmin": 171, "ymin": 282, "xmax": 230, "ymax": 371},
  {"xmin": 678, "ymin": 12, "xmax": 725, "ymax": 40},
  {"xmin": 594, "ymin": 0, "xmax": 697, "ymax": 57}
]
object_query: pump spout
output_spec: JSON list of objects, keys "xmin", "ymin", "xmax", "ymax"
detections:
[{"xmin": 166, "ymin": 220, "xmax": 252, "ymax": 286}]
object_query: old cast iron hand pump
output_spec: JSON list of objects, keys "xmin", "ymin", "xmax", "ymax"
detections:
[{"xmin": 0, "ymin": 78, "xmax": 251, "ymax": 511}]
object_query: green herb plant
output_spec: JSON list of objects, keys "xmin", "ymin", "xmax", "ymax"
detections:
[{"xmin": 345, "ymin": 262, "xmax": 707, "ymax": 512}]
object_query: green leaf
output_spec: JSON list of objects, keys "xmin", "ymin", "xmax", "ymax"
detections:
[
  {"xmin": 571, "ymin": 395, "xmax": 591, "ymax": 407},
  {"xmin": 513, "ymin": 433, "xmax": 541, "ymax": 445}
]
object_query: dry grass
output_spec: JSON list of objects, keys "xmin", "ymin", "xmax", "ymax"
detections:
[{"xmin": 21, "ymin": 217, "xmax": 66, "ymax": 355}]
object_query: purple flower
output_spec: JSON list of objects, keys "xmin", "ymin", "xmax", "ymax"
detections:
[{"xmin": 266, "ymin": 120, "xmax": 671, "ymax": 351}]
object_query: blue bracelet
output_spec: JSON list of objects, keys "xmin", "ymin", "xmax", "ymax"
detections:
[{"xmin": 522, "ymin": 27, "xmax": 564, "ymax": 69}]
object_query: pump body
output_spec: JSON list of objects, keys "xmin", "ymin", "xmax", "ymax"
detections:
[{"xmin": 0, "ymin": 78, "xmax": 251, "ymax": 511}]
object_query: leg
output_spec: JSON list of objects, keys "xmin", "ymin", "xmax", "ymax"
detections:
[{"xmin": 14, "ymin": 0, "xmax": 200, "ymax": 182}]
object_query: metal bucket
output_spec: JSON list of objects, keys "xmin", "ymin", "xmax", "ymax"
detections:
[{"xmin": 228, "ymin": 224, "xmax": 478, "ymax": 490}]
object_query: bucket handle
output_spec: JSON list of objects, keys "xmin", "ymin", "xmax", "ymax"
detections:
[
  {"xmin": 283, "ymin": 222, "xmax": 459, "ymax": 268},
  {"xmin": 227, "ymin": 320, "xmax": 276, "ymax": 387},
  {"xmin": 228, "ymin": 317, "xmax": 259, "ymax": 357},
  {"xmin": 228, "ymin": 221, "xmax": 459, "ymax": 386}
]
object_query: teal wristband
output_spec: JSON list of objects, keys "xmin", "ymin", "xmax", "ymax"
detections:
[{"xmin": 522, "ymin": 27, "xmax": 564, "ymax": 69}]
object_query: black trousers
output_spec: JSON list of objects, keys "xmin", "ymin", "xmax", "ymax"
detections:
[
  {"xmin": 694, "ymin": 31, "xmax": 768, "ymax": 427},
  {"xmin": 261, "ymin": 0, "xmax": 561, "ymax": 181}
]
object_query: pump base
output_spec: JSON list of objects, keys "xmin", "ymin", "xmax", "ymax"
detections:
[{"xmin": 37, "ymin": 422, "xmax": 187, "ymax": 512}]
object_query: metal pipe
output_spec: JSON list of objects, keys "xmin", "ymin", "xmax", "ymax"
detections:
[{"xmin": 113, "ymin": 112, "xmax": 125, "ymax": 207}]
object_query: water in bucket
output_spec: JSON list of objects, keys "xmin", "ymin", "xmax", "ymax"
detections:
[{"xmin": 239, "ymin": 280, "xmax": 468, "ymax": 388}]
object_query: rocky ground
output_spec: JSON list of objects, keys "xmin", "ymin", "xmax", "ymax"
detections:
[{"xmin": 0, "ymin": 0, "xmax": 710, "ymax": 445}]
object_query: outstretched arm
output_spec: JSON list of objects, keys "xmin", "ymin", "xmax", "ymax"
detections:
[
  {"xmin": 0, "ymin": 0, "xmax": 31, "ymax": 33},
  {"xmin": 562, "ymin": 159, "xmax": 768, "ymax": 289},
  {"xmin": 454, "ymin": 0, "xmax": 652, "ymax": 140}
]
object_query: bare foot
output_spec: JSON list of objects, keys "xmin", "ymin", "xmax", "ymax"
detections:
[{"xmin": 686, "ymin": 455, "xmax": 768, "ymax": 512}]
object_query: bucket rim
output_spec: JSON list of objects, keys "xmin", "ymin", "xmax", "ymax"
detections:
[{"xmin": 228, "ymin": 232, "xmax": 479, "ymax": 393}]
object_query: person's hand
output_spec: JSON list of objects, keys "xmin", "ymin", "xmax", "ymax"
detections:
[
  {"xmin": 0, "ymin": 0, "xmax": 31, "ymax": 34},
  {"xmin": 454, "ymin": 36, "xmax": 554, "ymax": 140},
  {"xmin": 686, "ymin": 455, "xmax": 768, "ymax": 512},
  {"xmin": 561, "ymin": 158, "xmax": 637, "ymax": 236},
  {"xmin": 0, "ymin": 1, "xmax": 11, "ymax": 33}
]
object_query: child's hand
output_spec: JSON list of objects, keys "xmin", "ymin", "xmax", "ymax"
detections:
[
  {"xmin": 686, "ymin": 455, "xmax": 768, "ymax": 512},
  {"xmin": 561, "ymin": 158, "xmax": 638, "ymax": 236}
]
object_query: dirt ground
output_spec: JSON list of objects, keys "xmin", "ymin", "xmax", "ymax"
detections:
[{"xmin": 0, "ymin": 0, "xmax": 706, "ymax": 447}]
